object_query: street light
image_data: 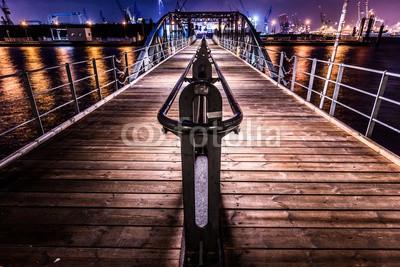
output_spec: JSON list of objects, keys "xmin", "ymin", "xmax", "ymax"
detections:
[
  {"xmin": 305, "ymin": 19, "xmax": 311, "ymax": 33},
  {"xmin": 253, "ymin": 16, "xmax": 258, "ymax": 29},
  {"xmin": 122, "ymin": 21, "xmax": 127, "ymax": 38},
  {"xmin": 271, "ymin": 19, "xmax": 277, "ymax": 34},
  {"xmin": 21, "ymin": 21, "xmax": 29, "ymax": 40}
]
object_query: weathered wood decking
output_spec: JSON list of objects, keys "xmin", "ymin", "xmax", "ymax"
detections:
[{"xmin": 1, "ymin": 42, "xmax": 400, "ymax": 266}]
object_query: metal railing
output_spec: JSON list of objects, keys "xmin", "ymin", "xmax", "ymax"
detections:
[
  {"xmin": 0, "ymin": 36, "xmax": 194, "ymax": 163},
  {"xmin": 215, "ymin": 35, "xmax": 400, "ymax": 151}
]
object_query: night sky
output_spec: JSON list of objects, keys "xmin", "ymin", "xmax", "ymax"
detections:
[{"xmin": 6, "ymin": 0, "xmax": 400, "ymax": 29}]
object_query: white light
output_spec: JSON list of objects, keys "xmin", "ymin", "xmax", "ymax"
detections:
[{"xmin": 253, "ymin": 16, "xmax": 258, "ymax": 22}]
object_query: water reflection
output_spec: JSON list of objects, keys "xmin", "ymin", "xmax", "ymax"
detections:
[{"xmin": 0, "ymin": 45, "xmax": 139, "ymax": 158}]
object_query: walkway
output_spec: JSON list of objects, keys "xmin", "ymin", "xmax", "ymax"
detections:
[{"xmin": 1, "ymin": 42, "xmax": 400, "ymax": 265}]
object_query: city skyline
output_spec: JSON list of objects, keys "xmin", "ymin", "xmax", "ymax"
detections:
[{"xmin": 5, "ymin": 0, "xmax": 400, "ymax": 29}]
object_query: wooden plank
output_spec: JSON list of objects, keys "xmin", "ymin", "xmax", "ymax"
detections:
[
  {"xmin": 224, "ymin": 228, "xmax": 400, "ymax": 249},
  {"xmin": 11, "ymin": 160, "xmax": 399, "ymax": 172},
  {"xmin": 3, "ymin": 180, "xmax": 400, "ymax": 196},
  {"xmin": 0, "ymin": 247, "xmax": 180, "ymax": 266},
  {"xmin": 0, "ymin": 207, "xmax": 183, "ymax": 226},
  {"xmin": 0, "ymin": 225, "xmax": 182, "ymax": 248},
  {"xmin": 2, "ymin": 169, "xmax": 399, "ymax": 183},
  {"xmin": 3, "ymin": 193, "xmax": 400, "ymax": 210},
  {"xmin": 224, "ymin": 249, "xmax": 400, "ymax": 265},
  {"xmin": 223, "ymin": 210, "xmax": 400, "ymax": 228}
]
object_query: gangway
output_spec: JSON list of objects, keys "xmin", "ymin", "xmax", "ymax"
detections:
[{"xmin": 0, "ymin": 11, "xmax": 400, "ymax": 266}]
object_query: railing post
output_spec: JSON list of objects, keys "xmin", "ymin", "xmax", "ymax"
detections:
[
  {"xmin": 320, "ymin": 62, "xmax": 334, "ymax": 109},
  {"xmin": 366, "ymin": 71, "xmax": 389, "ymax": 137},
  {"xmin": 112, "ymin": 55, "xmax": 119, "ymax": 91},
  {"xmin": 23, "ymin": 71, "xmax": 44, "ymax": 135},
  {"xmin": 307, "ymin": 58, "xmax": 317, "ymax": 102},
  {"xmin": 290, "ymin": 56, "xmax": 298, "ymax": 92},
  {"xmin": 277, "ymin": 51, "xmax": 284, "ymax": 85},
  {"xmin": 65, "ymin": 63, "xmax": 80, "ymax": 114},
  {"xmin": 92, "ymin": 59, "xmax": 102, "ymax": 101},
  {"xmin": 329, "ymin": 64, "xmax": 345, "ymax": 116},
  {"xmin": 124, "ymin": 52, "xmax": 129, "ymax": 79}
]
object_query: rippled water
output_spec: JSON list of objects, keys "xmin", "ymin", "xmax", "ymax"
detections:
[
  {"xmin": 267, "ymin": 38, "xmax": 400, "ymax": 155},
  {"xmin": 0, "ymin": 46, "xmax": 138, "ymax": 158}
]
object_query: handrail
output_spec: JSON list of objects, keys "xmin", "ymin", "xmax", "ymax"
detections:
[
  {"xmin": 158, "ymin": 42, "xmax": 243, "ymax": 135},
  {"xmin": 0, "ymin": 32, "xmax": 195, "ymax": 163},
  {"xmin": 216, "ymin": 34, "xmax": 400, "ymax": 152}
]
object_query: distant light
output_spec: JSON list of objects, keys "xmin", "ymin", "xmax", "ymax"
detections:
[
  {"xmin": 271, "ymin": 19, "xmax": 276, "ymax": 26},
  {"xmin": 55, "ymin": 22, "xmax": 60, "ymax": 26},
  {"xmin": 305, "ymin": 19, "xmax": 311, "ymax": 25},
  {"xmin": 122, "ymin": 21, "xmax": 127, "ymax": 25},
  {"xmin": 87, "ymin": 20, "xmax": 93, "ymax": 26},
  {"xmin": 253, "ymin": 16, "xmax": 258, "ymax": 22},
  {"xmin": 21, "ymin": 21, "xmax": 27, "ymax": 26}
]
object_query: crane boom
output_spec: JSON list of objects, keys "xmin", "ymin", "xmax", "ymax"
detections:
[
  {"xmin": 100, "ymin": 10, "xmax": 107, "ymax": 24},
  {"xmin": 180, "ymin": 0, "xmax": 189, "ymax": 11},
  {"xmin": 237, "ymin": 0, "xmax": 249, "ymax": 17},
  {"xmin": 115, "ymin": 0, "xmax": 133, "ymax": 23},
  {"xmin": 1, "ymin": 0, "xmax": 13, "ymax": 25}
]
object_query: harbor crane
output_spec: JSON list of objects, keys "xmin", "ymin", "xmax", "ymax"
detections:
[
  {"xmin": 82, "ymin": 8, "xmax": 89, "ymax": 23},
  {"xmin": 48, "ymin": 12, "xmax": 83, "ymax": 25},
  {"xmin": 133, "ymin": 1, "xmax": 141, "ymax": 19},
  {"xmin": 319, "ymin": 6, "xmax": 331, "ymax": 31},
  {"xmin": 175, "ymin": 0, "xmax": 189, "ymax": 12},
  {"xmin": 225, "ymin": 0, "xmax": 233, "ymax": 11},
  {"xmin": 237, "ymin": 0, "xmax": 250, "ymax": 18},
  {"xmin": 100, "ymin": 10, "xmax": 107, "ymax": 24},
  {"xmin": 158, "ymin": 0, "xmax": 166, "ymax": 17},
  {"xmin": 1, "ymin": 0, "xmax": 13, "ymax": 25},
  {"xmin": 115, "ymin": 0, "xmax": 134, "ymax": 24},
  {"xmin": 264, "ymin": 5, "xmax": 272, "ymax": 33}
]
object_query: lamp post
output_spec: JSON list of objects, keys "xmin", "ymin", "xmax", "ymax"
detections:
[
  {"xmin": 122, "ymin": 21, "xmax": 127, "ymax": 38},
  {"xmin": 271, "ymin": 19, "xmax": 276, "ymax": 34},
  {"xmin": 21, "ymin": 21, "xmax": 29, "ymax": 41},
  {"xmin": 305, "ymin": 19, "xmax": 311, "ymax": 33}
]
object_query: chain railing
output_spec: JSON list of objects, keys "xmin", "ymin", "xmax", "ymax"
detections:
[
  {"xmin": 0, "ymin": 35, "xmax": 195, "ymax": 165},
  {"xmin": 215, "ymin": 33, "xmax": 400, "ymax": 152}
]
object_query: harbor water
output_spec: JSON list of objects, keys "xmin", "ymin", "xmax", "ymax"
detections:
[
  {"xmin": 0, "ymin": 38, "xmax": 399, "ymax": 158},
  {"xmin": 0, "ymin": 46, "xmax": 138, "ymax": 158}
]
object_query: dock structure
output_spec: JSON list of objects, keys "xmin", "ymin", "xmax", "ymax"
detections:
[{"xmin": 1, "ymin": 40, "xmax": 400, "ymax": 265}]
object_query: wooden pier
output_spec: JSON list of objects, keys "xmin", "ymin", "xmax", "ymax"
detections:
[{"xmin": 1, "ymin": 43, "xmax": 400, "ymax": 265}]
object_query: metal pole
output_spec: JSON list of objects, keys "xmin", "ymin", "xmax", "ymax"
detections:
[
  {"xmin": 366, "ymin": 72, "xmax": 389, "ymax": 137},
  {"xmin": 124, "ymin": 52, "xmax": 130, "ymax": 80},
  {"xmin": 65, "ymin": 63, "xmax": 80, "ymax": 114},
  {"xmin": 24, "ymin": 71, "xmax": 45, "ymax": 135},
  {"xmin": 277, "ymin": 51, "xmax": 284, "ymax": 85},
  {"xmin": 112, "ymin": 56, "xmax": 119, "ymax": 91},
  {"xmin": 92, "ymin": 59, "xmax": 102, "ymax": 101},
  {"xmin": 320, "ymin": 0, "xmax": 349, "ymax": 109},
  {"xmin": 329, "ymin": 64, "xmax": 345, "ymax": 116},
  {"xmin": 290, "ymin": 56, "xmax": 298, "ymax": 91},
  {"xmin": 307, "ymin": 58, "xmax": 317, "ymax": 102}
]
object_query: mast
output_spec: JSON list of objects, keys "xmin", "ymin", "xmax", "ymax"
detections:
[
  {"xmin": 365, "ymin": 0, "xmax": 369, "ymax": 19},
  {"xmin": 320, "ymin": 0, "xmax": 349, "ymax": 109},
  {"xmin": 357, "ymin": 1, "xmax": 361, "ymax": 27}
]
